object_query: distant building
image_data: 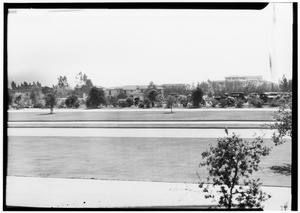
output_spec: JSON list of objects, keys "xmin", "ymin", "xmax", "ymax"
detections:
[{"xmin": 225, "ymin": 75, "xmax": 263, "ymax": 86}]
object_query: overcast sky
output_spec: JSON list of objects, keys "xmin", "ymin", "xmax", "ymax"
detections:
[{"xmin": 7, "ymin": 3, "xmax": 293, "ymax": 88}]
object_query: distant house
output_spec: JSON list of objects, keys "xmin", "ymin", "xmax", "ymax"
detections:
[
  {"xmin": 11, "ymin": 86, "xmax": 39, "ymax": 96},
  {"xmin": 225, "ymin": 75, "xmax": 263, "ymax": 86}
]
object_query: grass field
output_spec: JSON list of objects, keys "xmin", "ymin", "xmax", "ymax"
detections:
[
  {"xmin": 8, "ymin": 109, "xmax": 275, "ymax": 121},
  {"xmin": 8, "ymin": 136, "xmax": 291, "ymax": 187}
]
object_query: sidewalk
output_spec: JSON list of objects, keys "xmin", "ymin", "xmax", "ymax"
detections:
[{"xmin": 6, "ymin": 176, "xmax": 291, "ymax": 210}]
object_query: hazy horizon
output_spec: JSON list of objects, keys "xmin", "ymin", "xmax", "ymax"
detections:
[{"xmin": 7, "ymin": 3, "xmax": 293, "ymax": 88}]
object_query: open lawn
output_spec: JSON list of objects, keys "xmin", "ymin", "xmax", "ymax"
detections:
[
  {"xmin": 8, "ymin": 136, "xmax": 291, "ymax": 187},
  {"xmin": 8, "ymin": 109, "xmax": 275, "ymax": 121}
]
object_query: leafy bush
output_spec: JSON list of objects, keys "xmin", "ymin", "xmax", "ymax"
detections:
[
  {"xmin": 270, "ymin": 101, "xmax": 292, "ymax": 145},
  {"xmin": 191, "ymin": 87, "xmax": 204, "ymax": 108},
  {"xmin": 138, "ymin": 99, "xmax": 151, "ymax": 108},
  {"xmin": 33, "ymin": 101, "xmax": 45, "ymax": 108},
  {"xmin": 248, "ymin": 97, "xmax": 263, "ymax": 108},
  {"xmin": 235, "ymin": 99, "xmax": 244, "ymax": 108},
  {"xmin": 178, "ymin": 95, "xmax": 188, "ymax": 107},
  {"xmin": 85, "ymin": 87, "xmax": 106, "ymax": 108},
  {"xmin": 199, "ymin": 131, "xmax": 271, "ymax": 209},
  {"xmin": 44, "ymin": 93, "xmax": 57, "ymax": 113},
  {"xmin": 211, "ymin": 99, "xmax": 219, "ymax": 107},
  {"xmin": 126, "ymin": 97, "xmax": 134, "ymax": 107},
  {"xmin": 143, "ymin": 98, "xmax": 151, "ymax": 108},
  {"xmin": 65, "ymin": 95, "xmax": 79, "ymax": 108},
  {"xmin": 219, "ymin": 99, "xmax": 227, "ymax": 108},
  {"xmin": 118, "ymin": 99, "xmax": 127, "ymax": 108},
  {"xmin": 57, "ymin": 99, "xmax": 66, "ymax": 109},
  {"xmin": 269, "ymin": 97, "xmax": 286, "ymax": 107}
]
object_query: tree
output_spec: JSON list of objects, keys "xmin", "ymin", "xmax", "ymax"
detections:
[
  {"xmin": 57, "ymin": 75, "xmax": 69, "ymax": 88},
  {"xmin": 117, "ymin": 90, "xmax": 127, "ymax": 99},
  {"xmin": 270, "ymin": 101, "xmax": 292, "ymax": 145},
  {"xmin": 75, "ymin": 72, "xmax": 93, "ymax": 94},
  {"xmin": 11, "ymin": 81, "xmax": 17, "ymax": 90},
  {"xmin": 85, "ymin": 87, "xmax": 106, "ymax": 108},
  {"xmin": 126, "ymin": 97, "xmax": 134, "ymax": 107},
  {"xmin": 37, "ymin": 81, "xmax": 42, "ymax": 88},
  {"xmin": 191, "ymin": 87, "xmax": 204, "ymax": 108},
  {"xmin": 42, "ymin": 86, "xmax": 53, "ymax": 95},
  {"xmin": 44, "ymin": 93, "xmax": 57, "ymax": 114},
  {"xmin": 29, "ymin": 90, "xmax": 37, "ymax": 106},
  {"xmin": 65, "ymin": 94, "xmax": 80, "ymax": 108},
  {"xmin": 199, "ymin": 130, "xmax": 271, "ymax": 209},
  {"xmin": 166, "ymin": 93, "xmax": 178, "ymax": 113},
  {"xmin": 279, "ymin": 75, "xmax": 289, "ymax": 92},
  {"xmin": 23, "ymin": 81, "xmax": 29, "ymax": 89},
  {"xmin": 198, "ymin": 81, "xmax": 209, "ymax": 95},
  {"xmin": 147, "ymin": 89, "xmax": 159, "ymax": 107}
]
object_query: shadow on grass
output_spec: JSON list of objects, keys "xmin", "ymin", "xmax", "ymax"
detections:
[
  {"xmin": 269, "ymin": 164, "xmax": 291, "ymax": 176},
  {"xmin": 163, "ymin": 112, "xmax": 175, "ymax": 114},
  {"xmin": 37, "ymin": 113, "xmax": 53, "ymax": 115}
]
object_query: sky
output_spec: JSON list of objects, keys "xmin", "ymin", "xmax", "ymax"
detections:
[{"xmin": 7, "ymin": 3, "xmax": 293, "ymax": 88}]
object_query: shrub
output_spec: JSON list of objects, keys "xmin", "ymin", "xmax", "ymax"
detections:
[
  {"xmin": 85, "ymin": 87, "xmax": 106, "ymax": 108},
  {"xmin": 33, "ymin": 101, "xmax": 45, "ymax": 108},
  {"xmin": 211, "ymin": 99, "xmax": 219, "ymax": 108},
  {"xmin": 270, "ymin": 97, "xmax": 286, "ymax": 107},
  {"xmin": 248, "ymin": 97, "xmax": 263, "ymax": 108},
  {"xmin": 126, "ymin": 97, "xmax": 134, "ymax": 107},
  {"xmin": 219, "ymin": 99, "xmax": 227, "ymax": 108},
  {"xmin": 143, "ymin": 98, "xmax": 151, "ymax": 108},
  {"xmin": 44, "ymin": 93, "xmax": 57, "ymax": 113},
  {"xmin": 65, "ymin": 95, "xmax": 79, "ymax": 108},
  {"xmin": 199, "ymin": 130, "xmax": 271, "ymax": 209},
  {"xmin": 178, "ymin": 95, "xmax": 188, "ymax": 107},
  {"xmin": 138, "ymin": 100, "xmax": 144, "ymax": 108},
  {"xmin": 57, "ymin": 99, "xmax": 66, "ymax": 109},
  {"xmin": 269, "ymin": 101, "xmax": 292, "ymax": 145},
  {"xmin": 13, "ymin": 95, "xmax": 22, "ymax": 109},
  {"xmin": 191, "ymin": 87, "xmax": 204, "ymax": 108},
  {"xmin": 235, "ymin": 99, "xmax": 244, "ymax": 108},
  {"xmin": 156, "ymin": 101, "xmax": 163, "ymax": 108},
  {"xmin": 118, "ymin": 99, "xmax": 127, "ymax": 108}
]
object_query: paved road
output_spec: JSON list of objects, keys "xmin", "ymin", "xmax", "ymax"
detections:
[
  {"xmin": 8, "ymin": 121, "xmax": 275, "ymax": 129},
  {"xmin": 8, "ymin": 127, "xmax": 279, "ymax": 138},
  {"xmin": 6, "ymin": 176, "xmax": 291, "ymax": 210}
]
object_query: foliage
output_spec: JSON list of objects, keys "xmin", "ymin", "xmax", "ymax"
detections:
[
  {"xmin": 117, "ymin": 91, "xmax": 127, "ymax": 99},
  {"xmin": 199, "ymin": 131, "xmax": 271, "ymax": 209},
  {"xmin": 44, "ymin": 93, "xmax": 57, "ymax": 113},
  {"xmin": 279, "ymin": 75, "xmax": 292, "ymax": 92},
  {"xmin": 57, "ymin": 99, "xmax": 66, "ymax": 108},
  {"xmin": 211, "ymin": 99, "xmax": 219, "ymax": 108},
  {"xmin": 219, "ymin": 99, "xmax": 227, "ymax": 108},
  {"xmin": 42, "ymin": 86, "xmax": 54, "ymax": 95},
  {"xmin": 146, "ymin": 89, "xmax": 159, "ymax": 107},
  {"xmin": 269, "ymin": 97, "xmax": 286, "ymax": 107},
  {"xmin": 178, "ymin": 95, "xmax": 188, "ymax": 107},
  {"xmin": 191, "ymin": 87, "xmax": 204, "ymax": 108},
  {"xmin": 109, "ymin": 97, "xmax": 119, "ymax": 107},
  {"xmin": 269, "ymin": 101, "xmax": 292, "ymax": 145},
  {"xmin": 118, "ymin": 99, "xmax": 127, "ymax": 108},
  {"xmin": 65, "ymin": 95, "xmax": 80, "ymax": 108},
  {"xmin": 57, "ymin": 75, "xmax": 69, "ymax": 88},
  {"xmin": 166, "ymin": 94, "xmax": 177, "ymax": 113},
  {"xmin": 75, "ymin": 72, "xmax": 94, "ymax": 94},
  {"xmin": 248, "ymin": 97, "xmax": 263, "ymax": 108},
  {"xmin": 138, "ymin": 98, "xmax": 151, "ymax": 108},
  {"xmin": 13, "ymin": 95, "xmax": 22, "ymax": 109},
  {"xmin": 235, "ymin": 99, "xmax": 244, "ymax": 108},
  {"xmin": 85, "ymin": 87, "xmax": 106, "ymax": 108},
  {"xmin": 126, "ymin": 97, "xmax": 134, "ymax": 107}
]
